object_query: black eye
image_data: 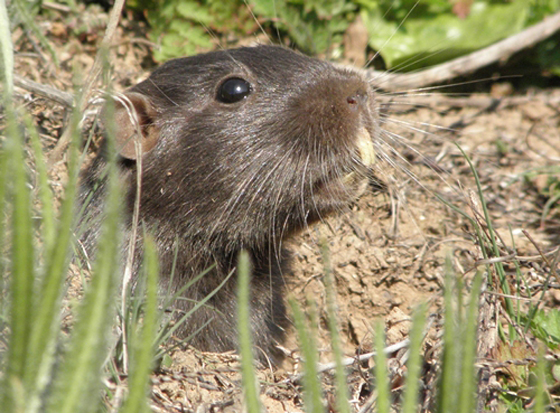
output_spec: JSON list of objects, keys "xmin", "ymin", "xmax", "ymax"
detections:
[{"xmin": 217, "ymin": 78, "xmax": 252, "ymax": 103}]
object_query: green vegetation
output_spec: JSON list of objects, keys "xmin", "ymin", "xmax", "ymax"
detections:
[
  {"xmin": 127, "ymin": 0, "xmax": 560, "ymax": 70},
  {"xmin": 237, "ymin": 251, "xmax": 263, "ymax": 413},
  {"xmin": 7, "ymin": 0, "xmax": 560, "ymax": 69},
  {"xmin": 361, "ymin": 0, "xmax": 560, "ymax": 70},
  {"xmin": 0, "ymin": 94, "xmax": 159, "ymax": 413}
]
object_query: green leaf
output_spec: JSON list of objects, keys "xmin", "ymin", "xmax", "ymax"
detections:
[
  {"xmin": 250, "ymin": 0, "xmax": 280, "ymax": 18},
  {"xmin": 532, "ymin": 309, "xmax": 560, "ymax": 346},
  {"xmin": 175, "ymin": 1, "xmax": 212, "ymax": 23},
  {"xmin": 151, "ymin": 24, "xmax": 213, "ymax": 61},
  {"xmin": 250, "ymin": 0, "xmax": 353, "ymax": 55},
  {"xmin": 362, "ymin": 0, "xmax": 530, "ymax": 70},
  {"xmin": 537, "ymin": 35, "xmax": 560, "ymax": 76}
]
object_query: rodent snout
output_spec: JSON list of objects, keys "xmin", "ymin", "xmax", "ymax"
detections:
[
  {"xmin": 345, "ymin": 88, "xmax": 371, "ymax": 115},
  {"xmin": 346, "ymin": 92, "xmax": 368, "ymax": 107}
]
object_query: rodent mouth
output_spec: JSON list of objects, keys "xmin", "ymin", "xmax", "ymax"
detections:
[
  {"xmin": 354, "ymin": 127, "xmax": 375, "ymax": 167},
  {"xmin": 341, "ymin": 126, "xmax": 375, "ymax": 185},
  {"xmin": 312, "ymin": 127, "xmax": 375, "ymax": 201}
]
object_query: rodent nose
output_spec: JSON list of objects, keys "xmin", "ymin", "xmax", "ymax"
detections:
[{"xmin": 346, "ymin": 92, "xmax": 367, "ymax": 110}]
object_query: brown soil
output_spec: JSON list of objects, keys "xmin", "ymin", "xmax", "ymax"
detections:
[{"xmin": 9, "ymin": 4, "xmax": 560, "ymax": 412}]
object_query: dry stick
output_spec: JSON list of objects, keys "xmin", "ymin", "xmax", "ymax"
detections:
[
  {"xmin": 13, "ymin": 74, "xmax": 73, "ymax": 107},
  {"xmin": 288, "ymin": 338, "xmax": 411, "ymax": 384},
  {"xmin": 42, "ymin": 1, "xmax": 71, "ymax": 13},
  {"xmin": 47, "ymin": 0, "xmax": 126, "ymax": 166},
  {"xmin": 367, "ymin": 11, "xmax": 560, "ymax": 91}
]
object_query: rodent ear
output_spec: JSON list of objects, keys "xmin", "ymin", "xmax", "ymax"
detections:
[{"xmin": 104, "ymin": 92, "xmax": 160, "ymax": 160}]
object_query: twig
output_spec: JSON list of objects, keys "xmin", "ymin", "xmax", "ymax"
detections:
[
  {"xmin": 482, "ymin": 290, "xmax": 539, "ymax": 302},
  {"xmin": 368, "ymin": 11, "xmax": 560, "ymax": 91},
  {"xmin": 42, "ymin": 1, "xmax": 71, "ymax": 13},
  {"xmin": 478, "ymin": 354, "xmax": 560, "ymax": 369},
  {"xmin": 287, "ymin": 338, "xmax": 410, "ymax": 384},
  {"xmin": 516, "ymin": 246, "xmax": 560, "ymax": 261},
  {"xmin": 499, "ymin": 305, "xmax": 536, "ymax": 352},
  {"xmin": 319, "ymin": 338, "xmax": 410, "ymax": 373},
  {"xmin": 13, "ymin": 74, "xmax": 73, "ymax": 107}
]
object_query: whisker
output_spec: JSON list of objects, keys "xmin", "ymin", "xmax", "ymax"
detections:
[{"xmin": 382, "ymin": 116, "xmax": 463, "ymax": 135}]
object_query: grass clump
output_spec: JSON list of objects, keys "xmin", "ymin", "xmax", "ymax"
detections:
[
  {"xmin": 0, "ymin": 104, "xmax": 161, "ymax": 412},
  {"xmin": 0, "ymin": 28, "xmax": 158, "ymax": 409}
]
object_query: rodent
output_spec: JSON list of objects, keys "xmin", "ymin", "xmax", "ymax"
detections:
[{"xmin": 78, "ymin": 45, "xmax": 378, "ymax": 362}]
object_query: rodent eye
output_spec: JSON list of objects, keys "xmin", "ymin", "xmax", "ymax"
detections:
[{"xmin": 217, "ymin": 78, "xmax": 252, "ymax": 103}]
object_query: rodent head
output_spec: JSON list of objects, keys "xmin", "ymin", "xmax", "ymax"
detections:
[{"xmin": 106, "ymin": 45, "xmax": 378, "ymax": 252}]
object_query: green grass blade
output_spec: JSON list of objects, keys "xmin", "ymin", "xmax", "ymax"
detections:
[
  {"xmin": 154, "ymin": 264, "xmax": 230, "ymax": 359},
  {"xmin": 456, "ymin": 144, "xmax": 513, "ymax": 315},
  {"xmin": 28, "ymin": 114, "xmax": 55, "ymax": 251},
  {"xmin": 289, "ymin": 298, "xmax": 323, "ymax": 413},
  {"xmin": 3, "ymin": 105, "xmax": 35, "ymax": 409},
  {"xmin": 121, "ymin": 236, "xmax": 159, "ymax": 413},
  {"xmin": 24, "ymin": 109, "xmax": 82, "ymax": 413},
  {"xmin": 0, "ymin": 0, "xmax": 13, "ymax": 96},
  {"xmin": 321, "ymin": 242, "xmax": 350, "ymax": 413},
  {"xmin": 458, "ymin": 272, "xmax": 483, "ymax": 413},
  {"xmin": 46, "ymin": 139, "xmax": 122, "ymax": 413},
  {"xmin": 237, "ymin": 250, "xmax": 261, "ymax": 413},
  {"xmin": 0, "ymin": 140, "xmax": 6, "ymax": 301},
  {"xmin": 373, "ymin": 321, "xmax": 390, "ymax": 413},
  {"xmin": 0, "ymin": 93, "xmax": 9, "ymax": 298},
  {"xmin": 533, "ymin": 352, "xmax": 546, "ymax": 413},
  {"xmin": 438, "ymin": 254, "xmax": 458, "ymax": 412},
  {"xmin": 401, "ymin": 304, "xmax": 426, "ymax": 413}
]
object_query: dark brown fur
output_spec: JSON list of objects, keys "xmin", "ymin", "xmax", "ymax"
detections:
[{"xmin": 79, "ymin": 45, "xmax": 378, "ymax": 361}]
